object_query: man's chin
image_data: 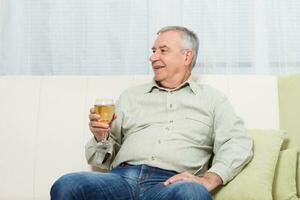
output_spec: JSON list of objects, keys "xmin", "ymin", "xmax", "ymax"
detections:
[
  {"xmin": 153, "ymin": 70, "xmax": 167, "ymax": 82},
  {"xmin": 153, "ymin": 74, "xmax": 163, "ymax": 82}
]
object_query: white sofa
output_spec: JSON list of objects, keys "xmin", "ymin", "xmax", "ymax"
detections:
[{"xmin": 0, "ymin": 75, "xmax": 283, "ymax": 199}]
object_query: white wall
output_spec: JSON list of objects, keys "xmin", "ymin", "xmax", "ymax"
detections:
[{"xmin": 0, "ymin": 75, "xmax": 279, "ymax": 199}]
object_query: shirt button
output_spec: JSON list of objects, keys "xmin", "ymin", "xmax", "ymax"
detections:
[
  {"xmin": 158, "ymin": 140, "xmax": 161, "ymax": 144},
  {"xmin": 165, "ymin": 127, "xmax": 170, "ymax": 131},
  {"xmin": 169, "ymin": 104, "xmax": 173, "ymax": 109},
  {"xmin": 151, "ymin": 156, "xmax": 155, "ymax": 160},
  {"xmin": 169, "ymin": 120, "xmax": 173, "ymax": 123}
]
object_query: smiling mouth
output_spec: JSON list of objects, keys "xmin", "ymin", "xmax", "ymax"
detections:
[{"xmin": 153, "ymin": 65, "xmax": 165, "ymax": 70}]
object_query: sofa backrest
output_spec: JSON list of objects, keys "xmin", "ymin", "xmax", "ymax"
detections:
[
  {"xmin": 278, "ymin": 74, "xmax": 300, "ymax": 197},
  {"xmin": 278, "ymin": 74, "xmax": 300, "ymax": 149},
  {"xmin": 0, "ymin": 75, "xmax": 279, "ymax": 199}
]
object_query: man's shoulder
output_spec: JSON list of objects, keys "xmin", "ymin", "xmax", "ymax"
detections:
[
  {"xmin": 192, "ymin": 81, "xmax": 227, "ymax": 99},
  {"xmin": 189, "ymin": 81, "xmax": 229, "ymax": 110}
]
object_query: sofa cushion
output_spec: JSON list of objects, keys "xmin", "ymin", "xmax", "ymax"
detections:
[
  {"xmin": 278, "ymin": 74, "xmax": 300, "ymax": 197},
  {"xmin": 213, "ymin": 129, "xmax": 284, "ymax": 200},
  {"xmin": 298, "ymin": 155, "xmax": 300, "ymax": 199},
  {"xmin": 273, "ymin": 148, "xmax": 298, "ymax": 200}
]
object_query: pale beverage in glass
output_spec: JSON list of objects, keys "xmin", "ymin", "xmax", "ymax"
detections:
[
  {"xmin": 94, "ymin": 98, "xmax": 115, "ymax": 147},
  {"xmin": 94, "ymin": 104, "xmax": 115, "ymax": 124}
]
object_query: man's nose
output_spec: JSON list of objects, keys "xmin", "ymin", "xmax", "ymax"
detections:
[{"xmin": 150, "ymin": 52, "xmax": 159, "ymax": 62}]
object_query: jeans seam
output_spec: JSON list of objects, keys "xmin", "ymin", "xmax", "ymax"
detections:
[{"xmin": 134, "ymin": 166, "xmax": 144, "ymax": 200}]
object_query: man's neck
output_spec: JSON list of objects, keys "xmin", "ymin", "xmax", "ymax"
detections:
[{"xmin": 158, "ymin": 72, "xmax": 191, "ymax": 89}]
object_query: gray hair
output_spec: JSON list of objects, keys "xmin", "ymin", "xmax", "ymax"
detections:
[{"xmin": 157, "ymin": 26, "xmax": 199, "ymax": 69}]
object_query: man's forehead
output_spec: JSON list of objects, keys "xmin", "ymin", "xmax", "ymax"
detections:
[{"xmin": 153, "ymin": 31, "xmax": 181, "ymax": 48}]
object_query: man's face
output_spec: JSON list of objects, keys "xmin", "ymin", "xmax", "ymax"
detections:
[{"xmin": 150, "ymin": 31, "xmax": 192, "ymax": 88}]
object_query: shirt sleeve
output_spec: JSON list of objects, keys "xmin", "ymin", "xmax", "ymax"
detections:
[
  {"xmin": 207, "ymin": 96, "xmax": 253, "ymax": 184},
  {"xmin": 84, "ymin": 96, "xmax": 124, "ymax": 170}
]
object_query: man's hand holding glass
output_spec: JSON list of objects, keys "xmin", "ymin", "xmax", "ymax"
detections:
[{"xmin": 89, "ymin": 98, "xmax": 116, "ymax": 148}]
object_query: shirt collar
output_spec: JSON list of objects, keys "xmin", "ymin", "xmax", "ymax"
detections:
[{"xmin": 144, "ymin": 76, "xmax": 197, "ymax": 94}]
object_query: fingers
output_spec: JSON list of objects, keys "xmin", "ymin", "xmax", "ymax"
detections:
[
  {"xmin": 89, "ymin": 125, "xmax": 110, "ymax": 133},
  {"xmin": 89, "ymin": 108, "xmax": 101, "ymax": 123},
  {"xmin": 164, "ymin": 172, "xmax": 193, "ymax": 186},
  {"xmin": 88, "ymin": 107, "xmax": 115, "ymax": 141},
  {"xmin": 89, "ymin": 126, "xmax": 110, "ymax": 136},
  {"xmin": 164, "ymin": 175, "xmax": 184, "ymax": 186},
  {"xmin": 89, "ymin": 107, "xmax": 99, "ymax": 120},
  {"xmin": 90, "ymin": 107, "xmax": 95, "ymax": 114},
  {"xmin": 89, "ymin": 126, "xmax": 108, "ymax": 133},
  {"xmin": 89, "ymin": 108, "xmax": 117, "ymax": 123},
  {"xmin": 89, "ymin": 121, "xmax": 109, "ymax": 128},
  {"xmin": 89, "ymin": 108, "xmax": 117, "ymax": 120},
  {"xmin": 89, "ymin": 124, "xmax": 110, "ymax": 141}
]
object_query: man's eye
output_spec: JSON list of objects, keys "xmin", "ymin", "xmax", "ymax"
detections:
[
  {"xmin": 161, "ymin": 49, "xmax": 167, "ymax": 53},
  {"xmin": 152, "ymin": 50, "xmax": 156, "ymax": 53}
]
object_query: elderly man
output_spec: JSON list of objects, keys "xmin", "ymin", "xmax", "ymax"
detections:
[{"xmin": 51, "ymin": 26, "xmax": 253, "ymax": 200}]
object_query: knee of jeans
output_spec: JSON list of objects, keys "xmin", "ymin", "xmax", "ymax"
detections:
[
  {"xmin": 168, "ymin": 181, "xmax": 212, "ymax": 200},
  {"xmin": 50, "ymin": 172, "xmax": 84, "ymax": 197}
]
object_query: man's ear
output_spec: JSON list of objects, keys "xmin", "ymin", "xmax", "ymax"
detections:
[{"xmin": 184, "ymin": 49, "xmax": 193, "ymax": 67}]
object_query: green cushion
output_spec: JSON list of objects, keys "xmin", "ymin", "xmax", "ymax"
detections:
[
  {"xmin": 278, "ymin": 74, "xmax": 300, "ymax": 149},
  {"xmin": 298, "ymin": 154, "xmax": 300, "ymax": 198},
  {"xmin": 213, "ymin": 129, "xmax": 284, "ymax": 200},
  {"xmin": 278, "ymin": 74, "xmax": 300, "ymax": 197},
  {"xmin": 273, "ymin": 148, "xmax": 298, "ymax": 200}
]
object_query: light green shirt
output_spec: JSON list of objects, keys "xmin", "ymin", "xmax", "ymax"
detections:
[{"xmin": 85, "ymin": 76, "xmax": 253, "ymax": 184}]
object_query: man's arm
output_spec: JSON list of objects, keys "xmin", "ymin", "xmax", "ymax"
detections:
[
  {"xmin": 208, "ymin": 96, "xmax": 253, "ymax": 184},
  {"xmin": 85, "ymin": 98, "xmax": 124, "ymax": 169}
]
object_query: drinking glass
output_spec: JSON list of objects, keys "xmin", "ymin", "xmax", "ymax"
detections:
[{"xmin": 94, "ymin": 98, "xmax": 115, "ymax": 148}]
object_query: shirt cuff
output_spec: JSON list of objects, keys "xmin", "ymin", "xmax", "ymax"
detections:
[
  {"xmin": 93, "ymin": 137, "xmax": 113, "ymax": 154},
  {"xmin": 207, "ymin": 162, "xmax": 234, "ymax": 185},
  {"xmin": 85, "ymin": 137, "xmax": 114, "ymax": 168}
]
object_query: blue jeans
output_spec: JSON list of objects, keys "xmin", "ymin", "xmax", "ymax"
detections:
[{"xmin": 50, "ymin": 164, "xmax": 212, "ymax": 200}]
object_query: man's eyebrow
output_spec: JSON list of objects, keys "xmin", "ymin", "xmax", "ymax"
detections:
[
  {"xmin": 159, "ymin": 45, "xmax": 169, "ymax": 49},
  {"xmin": 152, "ymin": 45, "xmax": 169, "ymax": 50}
]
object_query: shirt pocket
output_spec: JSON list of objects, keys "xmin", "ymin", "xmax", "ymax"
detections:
[
  {"xmin": 181, "ymin": 114, "xmax": 212, "ymax": 145},
  {"xmin": 184, "ymin": 114, "xmax": 211, "ymax": 127}
]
